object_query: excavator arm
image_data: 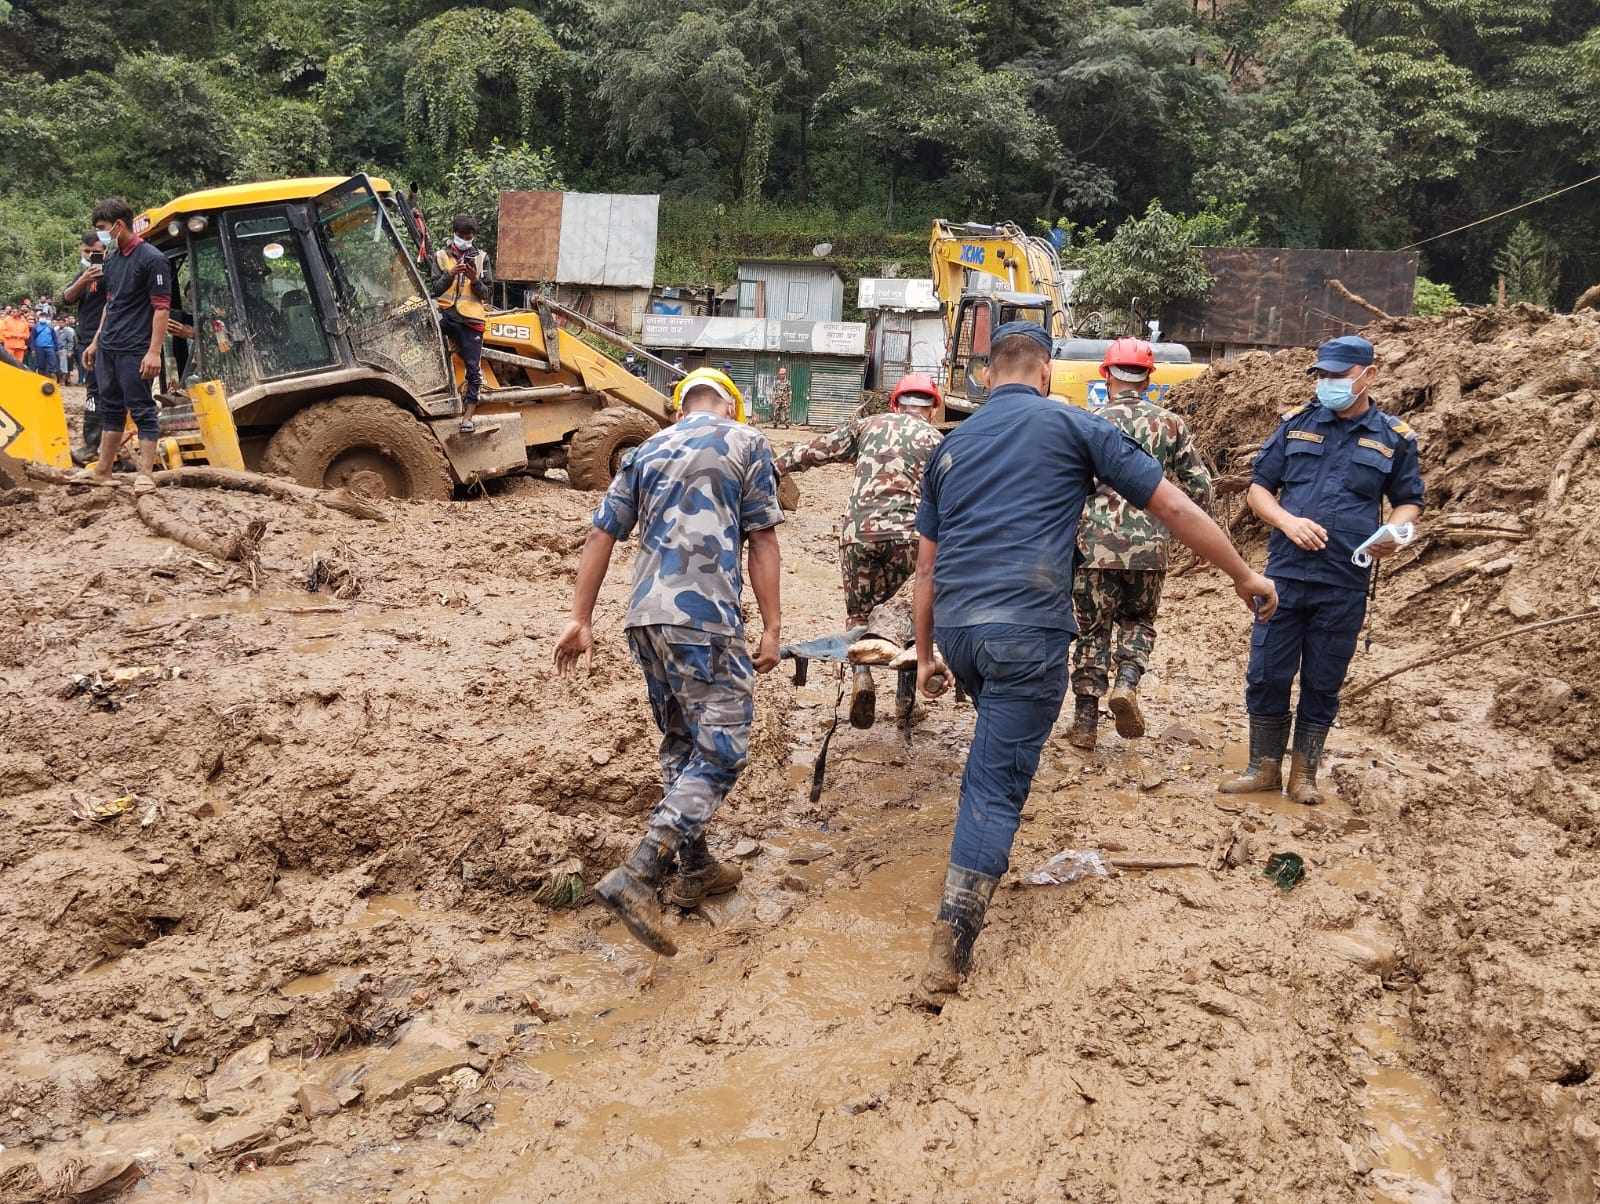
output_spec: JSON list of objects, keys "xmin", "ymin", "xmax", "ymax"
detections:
[{"xmin": 929, "ymin": 220, "xmax": 1070, "ymax": 339}]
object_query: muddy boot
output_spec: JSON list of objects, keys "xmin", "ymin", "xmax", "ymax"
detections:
[
  {"xmin": 920, "ymin": 865, "xmax": 999, "ymax": 999},
  {"xmin": 1106, "ymin": 663, "xmax": 1146, "ymax": 739},
  {"xmin": 1066, "ymin": 693, "xmax": 1099, "ymax": 750},
  {"xmin": 665, "ymin": 835, "xmax": 743, "ymax": 908},
  {"xmin": 1219, "ymin": 714, "xmax": 1290, "ymax": 793},
  {"xmin": 849, "ymin": 664, "xmax": 876, "ymax": 729},
  {"xmin": 1287, "ymin": 719, "xmax": 1330, "ymax": 806},
  {"xmin": 595, "ymin": 835, "xmax": 679, "ymax": 956}
]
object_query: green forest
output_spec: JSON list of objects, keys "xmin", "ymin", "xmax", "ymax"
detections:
[{"xmin": 1, "ymin": 0, "xmax": 1597, "ymax": 308}]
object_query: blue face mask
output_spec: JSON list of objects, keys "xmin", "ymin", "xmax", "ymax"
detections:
[
  {"xmin": 1316, "ymin": 370, "xmax": 1366, "ymax": 412},
  {"xmin": 95, "ymin": 229, "xmax": 114, "ymax": 247}
]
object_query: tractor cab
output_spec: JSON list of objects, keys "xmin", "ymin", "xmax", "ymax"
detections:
[
  {"xmin": 138, "ymin": 174, "xmax": 456, "ymax": 446},
  {"xmin": 941, "ymin": 291, "xmax": 1054, "ymax": 416}
]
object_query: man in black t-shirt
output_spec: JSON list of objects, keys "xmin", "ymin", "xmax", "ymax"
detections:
[
  {"xmin": 82, "ymin": 198, "xmax": 170, "ymax": 488},
  {"xmin": 63, "ymin": 230, "xmax": 109, "ymax": 458}
]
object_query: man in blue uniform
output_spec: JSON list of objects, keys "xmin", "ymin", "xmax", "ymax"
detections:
[
  {"xmin": 554, "ymin": 368, "xmax": 784, "ymax": 957},
  {"xmin": 912, "ymin": 322, "xmax": 1278, "ymax": 998},
  {"xmin": 1220, "ymin": 335, "xmax": 1424, "ymax": 805}
]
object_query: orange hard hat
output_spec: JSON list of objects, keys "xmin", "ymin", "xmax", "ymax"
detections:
[
  {"xmin": 1100, "ymin": 337, "xmax": 1156, "ymax": 380},
  {"xmin": 889, "ymin": 373, "xmax": 943, "ymax": 409}
]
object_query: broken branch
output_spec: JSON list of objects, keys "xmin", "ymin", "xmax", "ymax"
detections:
[
  {"xmin": 1346, "ymin": 608, "xmax": 1600, "ymax": 700},
  {"xmin": 1328, "ymin": 278, "xmax": 1394, "ymax": 321},
  {"xmin": 1546, "ymin": 420, "xmax": 1596, "ymax": 510}
]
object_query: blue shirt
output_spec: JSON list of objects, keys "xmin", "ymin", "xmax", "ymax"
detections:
[
  {"xmin": 594, "ymin": 412, "xmax": 784, "ymax": 637},
  {"xmin": 1251, "ymin": 401, "xmax": 1425, "ymax": 592},
  {"xmin": 916, "ymin": 383, "xmax": 1165, "ymax": 632},
  {"xmin": 31, "ymin": 320, "xmax": 55, "ymax": 352}
]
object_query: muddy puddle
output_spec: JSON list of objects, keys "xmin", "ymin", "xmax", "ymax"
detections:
[{"xmin": 1357, "ymin": 1018, "xmax": 1455, "ymax": 1203}]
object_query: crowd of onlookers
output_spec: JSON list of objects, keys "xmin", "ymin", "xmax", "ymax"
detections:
[{"xmin": 0, "ymin": 296, "xmax": 83, "ymax": 384}]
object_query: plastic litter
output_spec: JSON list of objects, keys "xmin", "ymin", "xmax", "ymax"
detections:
[
  {"xmin": 1352, "ymin": 522, "xmax": 1417, "ymax": 567},
  {"xmin": 1022, "ymin": 848, "xmax": 1111, "ymax": 886},
  {"xmin": 1264, "ymin": 851, "xmax": 1306, "ymax": 891}
]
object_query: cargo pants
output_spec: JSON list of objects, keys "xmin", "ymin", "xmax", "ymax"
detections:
[
  {"xmin": 627, "ymin": 623, "xmax": 755, "ymax": 848},
  {"xmin": 937, "ymin": 622, "xmax": 1071, "ymax": 879},
  {"xmin": 1244, "ymin": 577, "xmax": 1367, "ymax": 727},
  {"xmin": 1070, "ymin": 568, "xmax": 1165, "ymax": 697},
  {"xmin": 841, "ymin": 538, "xmax": 917, "ymax": 628}
]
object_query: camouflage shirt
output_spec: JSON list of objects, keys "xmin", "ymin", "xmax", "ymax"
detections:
[
  {"xmin": 1077, "ymin": 386, "xmax": 1213, "ymax": 571},
  {"xmin": 594, "ymin": 412, "xmax": 785, "ymax": 636},
  {"xmin": 776, "ymin": 412, "xmax": 943, "ymax": 545}
]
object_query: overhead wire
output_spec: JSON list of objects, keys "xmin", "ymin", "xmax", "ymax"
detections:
[{"xmin": 1398, "ymin": 170, "xmax": 1600, "ymax": 251}]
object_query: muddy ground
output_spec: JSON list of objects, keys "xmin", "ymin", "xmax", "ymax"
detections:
[{"xmin": 1, "ymin": 334, "xmax": 1597, "ymax": 1202}]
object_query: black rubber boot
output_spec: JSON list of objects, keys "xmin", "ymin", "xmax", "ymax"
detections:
[
  {"xmin": 665, "ymin": 834, "xmax": 743, "ymax": 908},
  {"xmin": 849, "ymin": 664, "xmax": 876, "ymax": 729},
  {"xmin": 1066, "ymin": 693, "xmax": 1099, "ymax": 750},
  {"xmin": 1219, "ymin": 713, "xmax": 1290, "ymax": 793},
  {"xmin": 920, "ymin": 865, "xmax": 999, "ymax": 999},
  {"xmin": 1287, "ymin": 719, "xmax": 1330, "ymax": 806},
  {"xmin": 1107, "ymin": 662, "xmax": 1146, "ymax": 738},
  {"xmin": 595, "ymin": 834, "xmax": 679, "ymax": 956}
]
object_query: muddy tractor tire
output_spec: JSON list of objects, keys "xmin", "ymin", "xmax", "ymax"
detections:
[
  {"xmin": 261, "ymin": 395, "xmax": 453, "ymax": 502},
  {"xmin": 567, "ymin": 404, "xmax": 662, "ymax": 491}
]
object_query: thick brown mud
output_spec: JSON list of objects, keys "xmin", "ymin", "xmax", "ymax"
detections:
[{"xmin": 2, "ymin": 347, "xmax": 1598, "ymax": 1200}]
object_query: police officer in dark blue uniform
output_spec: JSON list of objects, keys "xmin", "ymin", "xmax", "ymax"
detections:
[{"xmin": 1220, "ymin": 335, "xmax": 1424, "ymax": 805}]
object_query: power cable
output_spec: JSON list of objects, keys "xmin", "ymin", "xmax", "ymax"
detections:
[{"xmin": 1398, "ymin": 170, "xmax": 1600, "ymax": 251}]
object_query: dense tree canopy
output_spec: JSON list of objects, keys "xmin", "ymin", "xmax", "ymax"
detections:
[{"xmin": 1, "ymin": 0, "xmax": 1596, "ymax": 306}]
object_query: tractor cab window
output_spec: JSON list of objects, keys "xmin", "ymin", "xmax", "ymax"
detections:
[
  {"xmin": 226, "ymin": 209, "xmax": 334, "ymax": 379},
  {"xmin": 953, "ymin": 301, "xmax": 994, "ymax": 401},
  {"xmin": 189, "ymin": 233, "xmax": 254, "ymax": 396}
]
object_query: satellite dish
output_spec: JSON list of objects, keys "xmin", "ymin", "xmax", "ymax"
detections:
[{"xmin": 812, "ymin": 242, "xmax": 833, "ymax": 258}]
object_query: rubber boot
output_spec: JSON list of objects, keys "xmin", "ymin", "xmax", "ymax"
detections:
[
  {"xmin": 665, "ymin": 834, "xmax": 743, "ymax": 908},
  {"xmin": 595, "ymin": 835, "xmax": 679, "ymax": 956},
  {"xmin": 1066, "ymin": 694, "xmax": 1099, "ymax": 750},
  {"xmin": 920, "ymin": 865, "xmax": 999, "ymax": 999},
  {"xmin": 1219, "ymin": 714, "xmax": 1290, "ymax": 793},
  {"xmin": 1287, "ymin": 719, "xmax": 1330, "ymax": 806},
  {"xmin": 1106, "ymin": 663, "xmax": 1146, "ymax": 739},
  {"xmin": 849, "ymin": 664, "xmax": 876, "ymax": 729}
]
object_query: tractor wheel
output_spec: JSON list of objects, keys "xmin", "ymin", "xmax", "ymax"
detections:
[
  {"xmin": 261, "ymin": 395, "xmax": 453, "ymax": 501},
  {"xmin": 567, "ymin": 405, "xmax": 661, "ymax": 491}
]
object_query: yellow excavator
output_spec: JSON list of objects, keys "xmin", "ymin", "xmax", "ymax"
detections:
[
  {"xmin": 927, "ymin": 218, "xmax": 1205, "ymax": 415},
  {"xmin": 1, "ymin": 174, "xmax": 714, "ymax": 499}
]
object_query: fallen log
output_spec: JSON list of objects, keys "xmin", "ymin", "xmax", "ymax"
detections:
[
  {"xmin": 1346, "ymin": 608, "xmax": 1600, "ymax": 701},
  {"xmin": 22, "ymin": 463, "xmax": 387, "ymax": 522},
  {"xmin": 1546, "ymin": 420, "xmax": 1596, "ymax": 510},
  {"xmin": 1328, "ymin": 278, "xmax": 1394, "ymax": 321},
  {"xmin": 133, "ymin": 493, "xmax": 267, "ymax": 563}
]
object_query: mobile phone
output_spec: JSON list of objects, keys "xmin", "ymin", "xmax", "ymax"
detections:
[{"xmin": 88, "ymin": 250, "xmax": 105, "ymax": 265}]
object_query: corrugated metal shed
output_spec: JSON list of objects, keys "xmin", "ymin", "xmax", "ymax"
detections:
[
  {"xmin": 495, "ymin": 192, "xmax": 659, "ymax": 287},
  {"xmin": 1164, "ymin": 248, "xmax": 1417, "ymax": 349},
  {"xmin": 736, "ymin": 259, "xmax": 845, "ymax": 322}
]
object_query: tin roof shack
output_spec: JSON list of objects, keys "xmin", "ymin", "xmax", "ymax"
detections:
[
  {"xmin": 735, "ymin": 259, "xmax": 845, "ymax": 323},
  {"xmin": 858, "ymin": 278, "xmax": 946, "ymax": 392},
  {"xmin": 641, "ymin": 315, "xmax": 867, "ymax": 427},
  {"xmin": 1164, "ymin": 248, "xmax": 1417, "ymax": 360},
  {"xmin": 496, "ymin": 191, "xmax": 660, "ymax": 337}
]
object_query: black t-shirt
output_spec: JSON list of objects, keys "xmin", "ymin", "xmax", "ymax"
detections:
[
  {"xmin": 98, "ymin": 238, "xmax": 172, "ymax": 354},
  {"xmin": 72, "ymin": 267, "xmax": 108, "ymax": 342}
]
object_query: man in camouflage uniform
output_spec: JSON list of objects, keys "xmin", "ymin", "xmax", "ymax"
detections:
[
  {"xmin": 769, "ymin": 365, "xmax": 792, "ymax": 428},
  {"xmin": 776, "ymin": 372, "xmax": 945, "ymax": 726},
  {"xmin": 1067, "ymin": 338, "xmax": 1213, "ymax": 750},
  {"xmin": 555, "ymin": 367, "xmax": 784, "ymax": 955}
]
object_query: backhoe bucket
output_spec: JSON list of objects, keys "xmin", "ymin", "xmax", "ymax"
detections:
[{"xmin": 0, "ymin": 362, "xmax": 72, "ymax": 471}]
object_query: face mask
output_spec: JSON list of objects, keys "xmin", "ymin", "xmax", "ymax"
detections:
[
  {"xmin": 1316, "ymin": 369, "xmax": 1366, "ymax": 412},
  {"xmin": 81, "ymin": 257, "xmax": 91, "ymax": 269},
  {"xmin": 452, "ymin": 235, "xmax": 473, "ymax": 251},
  {"xmin": 96, "ymin": 229, "xmax": 114, "ymax": 247}
]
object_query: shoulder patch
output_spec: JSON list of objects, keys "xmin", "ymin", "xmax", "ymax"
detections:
[
  {"xmin": 1385, "ymin": 414, "xmax": 1417, "ymax": 439},
  {"xmin": 1283, "ymin": 404, "xmax": 1310, "ymax": 420},
  {"xmin": 1286, "ymin": 430, "xmax": 1325, "ymax": 444}
]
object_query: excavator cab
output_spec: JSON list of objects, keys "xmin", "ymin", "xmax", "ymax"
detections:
[{"xmin": 942, "ymin": 292, "xmax": 1055, "ymax": 416}]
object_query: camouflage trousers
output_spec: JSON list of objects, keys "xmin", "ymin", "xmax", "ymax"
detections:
[
  {"xmin": 627, "ymin": 623, "xmax": 754, "ymax": 849},
  {"xmin": 840, "ymin": 538, "xmax": 918, "ymax": 628},
  {"xmin": 1070, "ymin": 568, "xmax": 1166, "ymax": 697},
  {"xmin": 771, "ymin": 396, "xmax": 790, "ymax": 428}
]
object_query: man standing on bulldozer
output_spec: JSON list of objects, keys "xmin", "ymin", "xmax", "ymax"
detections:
[
  {"xmin": 554, "ymin": 367, "xmax": 784, "ymax": 956},
  {"xmin": 429, "ymin": 214, "xmax": 492, "ymax": 433},
  {"xmin": 775, "ymin": 373, "xmax": 945, "ymax": 727},
  {"xmin": 1067, "ymin": 338, "xmax": 1213, "ymax": 750}
]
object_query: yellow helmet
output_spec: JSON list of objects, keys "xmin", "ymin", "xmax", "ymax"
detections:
[{"xmin": 670, "ymin": 367, "xmax": 746, "ymax": 423}]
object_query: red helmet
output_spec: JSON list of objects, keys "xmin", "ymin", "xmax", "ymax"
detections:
[
  {"xmin": 1100, "ymin": 337, "xmax": 1156, "ymax": 380},
  {"xmin": 889, "ymin": 373, "xmax": 943, "ymax": 412}
]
